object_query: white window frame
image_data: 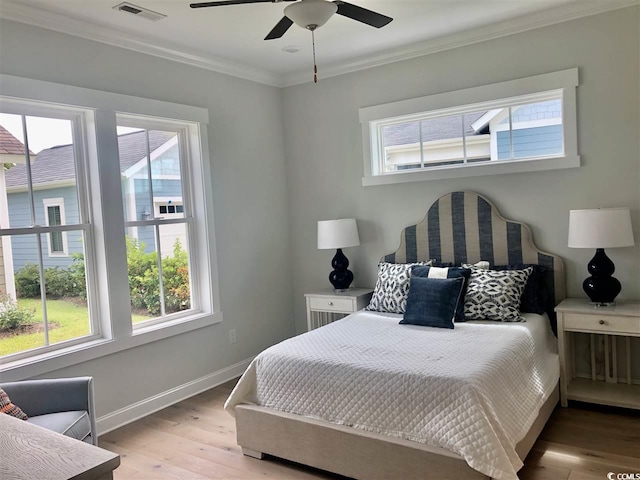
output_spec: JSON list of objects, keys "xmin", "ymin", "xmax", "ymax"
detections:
[
  {"xmin": 42, "ymin": 197, "xmax": 69, "ymax": 256},
  {"xmin": 359, "ymin": 68, "xmax": 580, "ymax": 186},
  {"xmin": 0, "ymin": 103, "xmax": 101, "ymax": 361},
  {"xmin": 0, "ymin": 74, "xmax": 222, "ymax": 380},
  {"xmin": 117, "ymin": 117, "xmax": 197, "ymax": 329}
]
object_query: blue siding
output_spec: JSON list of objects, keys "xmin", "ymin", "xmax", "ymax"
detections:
[
  {"xmin": 7, "ymin": 145, "xmax": 184, "ymax": 270},
  {"xmin": 132, "ymin": 178, "xmax": 183, "ymax": 253},
  {"xmin": 497, "ymin": 125, "xmax": 563, "ymax": 160},
  {"xmin": 7, "ymin": 186, "xmax": 83, "ymax": 271}
]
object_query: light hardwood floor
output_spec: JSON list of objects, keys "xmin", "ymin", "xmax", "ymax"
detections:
[{"xmin": 100, "ymin": 379, "xmax": 640, "ymax": 480}]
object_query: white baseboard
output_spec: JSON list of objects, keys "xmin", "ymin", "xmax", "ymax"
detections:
[{"xmin": 96, "ymin": 357, "xmax": 253, "ymax": 435}]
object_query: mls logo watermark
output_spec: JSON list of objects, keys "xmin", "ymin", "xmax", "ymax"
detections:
[{"xmin": 608, "ymin": 473, "xmax": 640, "ymax": 480}]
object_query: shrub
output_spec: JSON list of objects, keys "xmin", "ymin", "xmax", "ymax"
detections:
[
  {"xmin": 68, "ymin": 253, "xmax": 88, "ymax": 299},
  {"xmin": 15, "ymin": 260, "xmax": 86, "ymax": 299},
  {"xmin": 127, "ymin": 237, "xmax": 191, "ymax": 316},
  {"xmin": 15, "ymin": 263, "xmax": 41, "ymax": 298},
  {"xmin": 44, "ymin": 267, "xmax": 72, "ymax": 298},
  {"xmin": 163, "ymin": 241, "xmax": 191, "ymax": 312},
  {"xmin": 0, "ymin": 292, "xmax": 35, "ymax": 332},
  {"xmin": 13, "ymin": 236, "xmax": 190, "ymax": 316}
]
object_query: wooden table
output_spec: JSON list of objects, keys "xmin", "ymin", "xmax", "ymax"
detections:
[{"xmin": 0, "ymin": 414, "xmax": 120, "ymax": 480}]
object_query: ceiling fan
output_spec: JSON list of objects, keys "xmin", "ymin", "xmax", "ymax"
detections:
[
  {"xmin": 189, "ymin": 0, "xmax": 393, "ymax": 83},
  {"xmin": 189, "ymin": 0, "xmax": 393, "ymax": 40}
]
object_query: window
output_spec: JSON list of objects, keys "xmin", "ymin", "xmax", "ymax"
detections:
[
  {"xmin": 156, "ymin": 204, "xmax": 184, "ymax": 215},
  {"xmin": 360, "ymin": 69, "xmax": 579, "ymax": 185},
  {"xmin": 0, "ymin": 74, "xmax": 220, "ymax": 370},
  {"xmin": 118, "ymin": 122, "xmax": 194, "ymax": 327},
  {"xmin": 0, "ymin": 111, "xmax": 94, "ymax": 359},
  {"xmin": 43, "ymin": 199, "xmax": 68, "ymax": 255}
]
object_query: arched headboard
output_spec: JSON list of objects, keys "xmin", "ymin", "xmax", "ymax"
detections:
[{"xmin": 383, "ymin": 191, "xmax": 565, "ymax": 308}]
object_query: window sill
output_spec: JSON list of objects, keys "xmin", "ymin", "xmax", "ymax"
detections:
[
  {"xmin": 362, "ymin": 155, "xmax": 580, "ymax": 186},
  {"xmin": 0, "ymin": 310, "xmax": 223, "ymax": 382}
]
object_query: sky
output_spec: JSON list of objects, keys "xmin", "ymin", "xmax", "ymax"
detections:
[
  {"xmin": 0, "ymin": 113, "xmax": 141, "ymax": 154},
  {"xmin": 0, "ymin": 113, "xmax": 73, "ymax": 154}
]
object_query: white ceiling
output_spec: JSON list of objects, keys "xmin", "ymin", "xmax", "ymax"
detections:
[{"xmin": 0, "ymin": 0, "xmax": 636, "ymax": 86}]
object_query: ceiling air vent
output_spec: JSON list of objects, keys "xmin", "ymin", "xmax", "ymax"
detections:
[{"xmin": 113, "ymin": 2, "xmax": 167, "ymax": 21}]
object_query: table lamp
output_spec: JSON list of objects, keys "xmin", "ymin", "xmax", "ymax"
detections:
[
  {"xmin": 568, "ymin": 207, "xmax": 635, "ymax": 305},
  {"xmin": 317, "ymin": 218, "xmax": 360, "ymax": 291}
]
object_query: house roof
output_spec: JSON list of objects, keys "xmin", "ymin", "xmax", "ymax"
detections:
[
  {"xmin": 382, "ymin": 111, "xmax": 488, "ymax": 147},
  {"xmin": 0, "ymin": 125, "xmax": 34, "ymax": 156},
  {"xmin": 5, "ymin": 130, "xmax": 175, "ymax": 188}
]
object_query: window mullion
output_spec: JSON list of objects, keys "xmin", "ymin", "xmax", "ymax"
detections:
[
  {"xmin": 91, "ymin": 110, "xmax": 132, "ymax": 340},
  {"xmin": 418, "ymin": 121, "xmax": 424, "ymax": 169},
  {"xmin": 35, "ymin": 232, "xmax": 49, "ymax": 346},
  {"xmin": 154, "ymin": 224, "xmax": 166, "ymax": 317},
  {"xmin": 508, "ymin": 107, "xmax": 514, "ymax": 160},
  {"xmin": 20, "ymin": 116, "xmax": 37, "ymax": 227},
  {"xmin": 143, "ymin": 130, "xmax": 166, "ymax": 318},
  {"xmin": 462, "ymin": 114, "xmax": 467, "ymax": 164}
]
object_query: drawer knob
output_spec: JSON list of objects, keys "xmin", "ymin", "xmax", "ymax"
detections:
[
  {"xmin": 599, "ymin": 319, "xmax": 606, "ymax": 325},
  {"xmin": 328, "ymin": 301, "xmax": 334, "ymax": 306}
]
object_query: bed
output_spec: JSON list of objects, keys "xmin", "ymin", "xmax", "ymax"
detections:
[{"xmin": 225, "ymin": 191, "xmax": 565, "ymax": 480}]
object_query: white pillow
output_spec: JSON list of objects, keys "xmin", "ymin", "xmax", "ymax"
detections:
[{"xmin": 366, "ymin": 261, "xmax": 433, "ymax": 314}]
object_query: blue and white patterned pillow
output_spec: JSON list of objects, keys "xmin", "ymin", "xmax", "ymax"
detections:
[
  {"xmin": 463, "ymin": 267, "xmax": 533, "ymax": 322},
  {"xmin": 366, "ymin": 261, "xmax": 432, "ymax": 314}
]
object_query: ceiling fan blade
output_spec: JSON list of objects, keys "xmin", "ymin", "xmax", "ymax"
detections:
[
  {"xmin": 264, "ymin": 16, "xmax": 294, "ymax": 40},
  {"xmin": 190, "ymin": 0, "xmax": 274, "ymax": 8},
  {"xmin": 334, "ymin": 1, "xmax": 392, "ymax": 28}
]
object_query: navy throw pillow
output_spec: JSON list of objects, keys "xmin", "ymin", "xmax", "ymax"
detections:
[
  {"xmin": 400, "ymin": 276, "xmax": 465, "ymax": 329},
  {"xmin": 412, "ymin": 266, "xmax": 471, "ymax": 322},
  {"xmin": 493, "ymin": 264, "xmax": 548, "ymax": 315}
]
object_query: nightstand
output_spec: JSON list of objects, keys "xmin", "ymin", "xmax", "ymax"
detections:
[
  {"xmin": 305, "ymin": 288, "xmax": 373, "ymax": 331},
  {"xmin": 555, "ymin": 298, "xmax": 640, "ymax": 409}
]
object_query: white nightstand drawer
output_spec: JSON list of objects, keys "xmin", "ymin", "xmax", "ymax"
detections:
[
  {"xmin": 564, "ymin": 313, "xmax": 640, "ymax": 335},
  {"xmin": 309, "ymin": 297, "xmax": 353, "ymax": 312}
]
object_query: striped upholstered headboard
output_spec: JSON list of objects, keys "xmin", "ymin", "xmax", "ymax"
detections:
[{"xmin": 383, "ymin": 191, "xmax": 565, "ymax": 307}]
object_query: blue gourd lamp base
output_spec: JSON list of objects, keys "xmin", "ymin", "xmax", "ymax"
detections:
[
  {"xmin": 583, "ymin": 248, "xmax": 622, "ymax": 306},
  {"xmin": 329, "ymin": 248, "xmax": 354, "ymax": 291}
]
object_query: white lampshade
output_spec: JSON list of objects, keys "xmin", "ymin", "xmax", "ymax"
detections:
[
  {"xmin": 318, "ymin": 218, "xmax": 360, "ymax": 250},
  {"xmin": 284, "ymin": 0, "xmax": 338, "ymax": 29},
  {"xmin": 568, "ymin": 208, "xmax": 635, "ymax": 248}
]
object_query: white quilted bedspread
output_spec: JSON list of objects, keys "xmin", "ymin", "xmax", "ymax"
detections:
[{"xmin": 225, "ymin": 311, "xmax": 559, "ymax": 480}]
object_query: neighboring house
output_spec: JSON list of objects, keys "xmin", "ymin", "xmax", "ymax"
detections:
[
  {"xmin": 4, "ymin": 130, "xmax": 185, "ymax": 273},
  {"xmin": 0, "ymin": 124, "xmax": 32, "ymax": 299},
  {"xmin": 381, "ymin": 100, "xmax": 563, "ymax": 171}
]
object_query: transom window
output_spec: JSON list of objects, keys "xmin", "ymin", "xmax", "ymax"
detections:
[{"xmin": 360, "ymin": 69, "xmax": 579, "ymax": 185}]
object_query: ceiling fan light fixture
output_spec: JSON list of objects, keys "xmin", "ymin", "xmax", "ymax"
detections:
[{"xmin": 284, "ymin": 0, "xmax": 338, "ymax": 29}]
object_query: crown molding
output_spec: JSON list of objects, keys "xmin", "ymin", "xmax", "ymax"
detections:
[
  {"xmin": 1, "ymin": 0, "xmax": 637, "ymax": 89},
  {"xmin": 282, "ymin": 0, "xmax": 640, "ymax": 87},
  {"xmin": 0, "ymin": 1, "xmax": 283, "ymax": 87}
]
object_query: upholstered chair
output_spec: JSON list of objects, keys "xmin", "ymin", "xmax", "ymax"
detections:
[{"xmin": 0, "ymin": 376, "xmax": 98, "ymax": 445}]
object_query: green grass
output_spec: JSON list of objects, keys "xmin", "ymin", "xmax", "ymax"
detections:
[{"xmin": 0, "ymin": 298, "xmax": 152, "ymax": 357}]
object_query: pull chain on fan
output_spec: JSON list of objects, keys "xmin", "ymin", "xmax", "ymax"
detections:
[{"xmin": 311, "ymin": 28, "xmax": 318, "ymax": 83}]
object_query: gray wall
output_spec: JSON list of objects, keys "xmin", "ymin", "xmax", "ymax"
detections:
[
  {"xmin": 0, "ymin": 19, "xmax": 294, "ymax": 416},
  {"xmin": 282, "ymin": 6, "xmax": 640, "ymax": 334},
  {"xmin": 1, "ymin": 5, "xmax": 639, "ymax": 416}
]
